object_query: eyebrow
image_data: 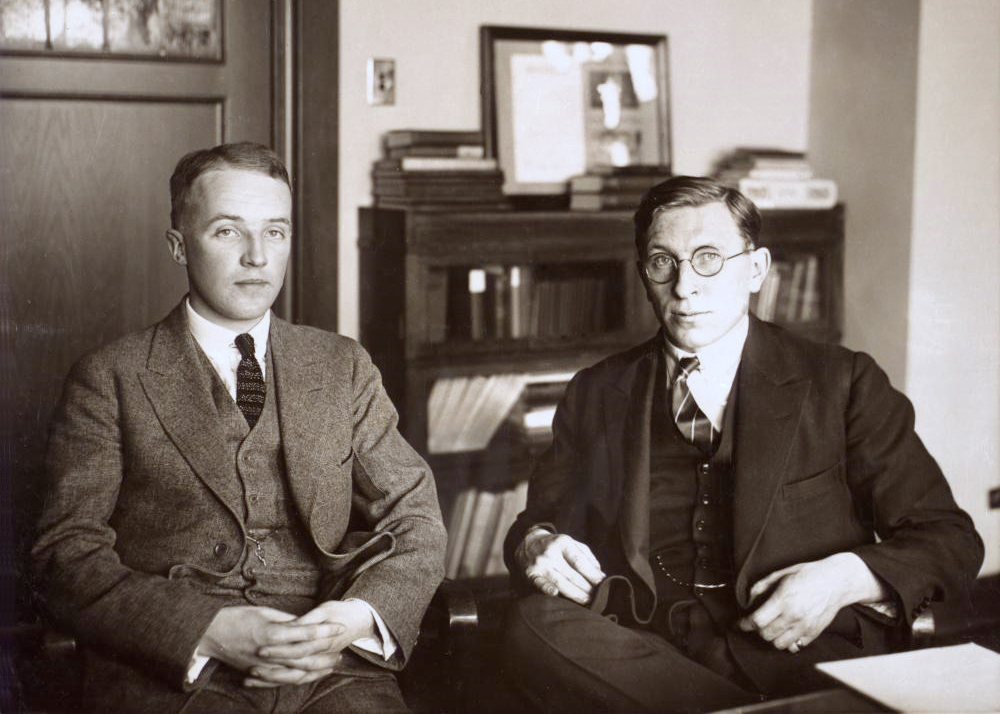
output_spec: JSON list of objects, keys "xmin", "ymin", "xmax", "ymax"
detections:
[{"xmin": 208, "ymin": 214, "xmax": 291, "ymax": 225}]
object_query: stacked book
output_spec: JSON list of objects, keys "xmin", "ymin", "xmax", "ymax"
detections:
[
  {"xmin": 568, "ymin": 165, "xmax": 673, "ymax": 211},
  {"xmin": 714, "ymin": 148, "xmax": 838, "ymax": 209},
  {"xmin": 373, "ymin": 129, "xmax": 508, "ymax": 210},
  {"xmin": 445, "ymin": 481, "xmax": 529, "ymax": 580},
  {"xmin": 751, "ymin": 255, "xmax": 822, "ymax": 323},
  {"xmin": 426, "ymin": 370, "xmax": 572, "ymax": 456},
  {"xmin": 430, "ymin": 264, "xmax": 617, "ymax": 343}
]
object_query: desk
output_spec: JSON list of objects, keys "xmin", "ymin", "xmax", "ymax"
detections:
[{"xmin": 714, "ymin": 687, "xmax": 885, "ymax": 713}]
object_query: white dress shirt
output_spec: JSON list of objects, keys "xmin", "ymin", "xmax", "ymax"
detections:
[{"xmin": 183, "ymin": 299, "xmax": 396, "ymax": 681}]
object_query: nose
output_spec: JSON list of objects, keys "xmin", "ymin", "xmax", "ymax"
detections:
[
  {"xmin": 671, "ymin": 259, "xmax": 699, "ymax": 298},
  {"xmin": 241, "ymin": 233, "xmax": 268, "ymax": 267}
]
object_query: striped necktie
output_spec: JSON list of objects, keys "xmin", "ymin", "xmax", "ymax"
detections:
[
  {"xmin": 234, "ymin": 333, "xmax": 266, "ymax": 428},
  {"xmin": 671, "ymin": 356, "xmax": 717, "ymax": 453}
]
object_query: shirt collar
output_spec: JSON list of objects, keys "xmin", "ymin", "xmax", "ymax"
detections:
[
  {"xmin": 663, "ymin": 313, "xmax": 749, "ymax": 375},
  {"xmin": 184, "ymin": 298, "xmax": 270, "ymax": 361}
]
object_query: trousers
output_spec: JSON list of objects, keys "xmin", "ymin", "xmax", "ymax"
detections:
[{"xmin": 503, "ymin": 594, "xmax": 761, "ymax": 714}]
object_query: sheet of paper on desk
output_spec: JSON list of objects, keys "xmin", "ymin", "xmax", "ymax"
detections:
[{"xmin": 816, "ymin": 643, "xmax": 1000, "ymax": 712}]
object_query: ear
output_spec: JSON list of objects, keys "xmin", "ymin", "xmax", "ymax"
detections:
[
  {"xmin": 637, "ymin": 260, "xmax": 656, "ymax": 304},
  {"xmin": 165, "ymin": 229, "xmax": 186, "ymax": 266},
  {"xmin": 748, "ymin": 247, "xmax": 771, "ymax": 293}
]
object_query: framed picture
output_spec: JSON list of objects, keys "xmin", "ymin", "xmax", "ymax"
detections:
[
  {"xmin": 480, "ymin": 25, "xmax": 670, "ymax": 197},
  {"xmin": 0, "ymin": 0, "xmax": 223, "ymax": 61}
]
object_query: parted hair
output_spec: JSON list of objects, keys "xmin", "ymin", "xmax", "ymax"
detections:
[
  {"xmin": 169, "ymin": 142, "xmax": 291, "ymax": 229},
  {"xmin": 632, "ymin": 175, "xmax": 761, "ymax": 257}
]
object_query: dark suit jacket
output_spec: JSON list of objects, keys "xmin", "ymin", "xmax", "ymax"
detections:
[
  {"xmin": 505, "ymin": 316, "xmax": 983, "ymax": 691},
  {"xmin": 33, "ymin": 302, "xmax": 447, "ymax": 709}
]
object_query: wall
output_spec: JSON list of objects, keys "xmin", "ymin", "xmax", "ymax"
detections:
[
  {"xmin": 338, "ymin": 0, "xmax": 813, "ymax": 337},
  {"xmin": 907, "ymin": 0, "xmax": 1000, "ymax": 574},
  {"xmin": 811, "ymin": 0, "xmax": 1000, "ymax": 575},
  {"xmin": 808, "ymin": 0, "xmax": 919, "ymax": 385}
]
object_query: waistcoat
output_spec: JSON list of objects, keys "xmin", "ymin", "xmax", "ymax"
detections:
[
  {"xmin": 193, "ymin": 346, "xmax": 321, "ymax": 615},
  {"xmin": 648, "ymin": 354, "xmax": 738, "ymax": 626}
]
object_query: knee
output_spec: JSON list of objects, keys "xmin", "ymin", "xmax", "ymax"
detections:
[{"xmin": 504, "ymin": 594, "xmax": 551, "ymax": 659}]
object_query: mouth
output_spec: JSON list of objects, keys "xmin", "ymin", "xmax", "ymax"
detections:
[
  {"xmin": 671, "ymin": 309, "xmax": 707, "ymax": 320},
  {"xmin": 236, "ymin": 279, "xmax": 270, "ymax": 287}
]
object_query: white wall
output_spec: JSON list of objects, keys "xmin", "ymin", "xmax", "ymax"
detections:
[
  {"xmin": 338, "ymin": 0, "xmax": 813, "ymax": 337},
  {"xmin": 811, "ymin": 0, "xmax": 1000, "ymax": 575},
  {"xmin": 809, "ymin": 0, "xmax": 920, "ymax": 385},
  {"xmin": 907, "ymin": 0, "xmax": 1000, "ymax": 574}
]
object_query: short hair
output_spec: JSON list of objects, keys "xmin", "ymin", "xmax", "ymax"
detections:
[
  {"xmin": 632, "ymin": 175, "xmax": 761, "ymax": 258},
  {"xmin": 169, "ymin": 142, "xmax": 291, "ymax": 229}
]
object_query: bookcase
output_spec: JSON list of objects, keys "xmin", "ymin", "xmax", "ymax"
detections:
[{"xmin": 358, "ymin": 203, "xmax": 844, "ymax": 580}]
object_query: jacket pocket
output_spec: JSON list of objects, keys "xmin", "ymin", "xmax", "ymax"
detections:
[{"xmin": 781, "ymin": 462, "xmax": 844, "ymax": 501}]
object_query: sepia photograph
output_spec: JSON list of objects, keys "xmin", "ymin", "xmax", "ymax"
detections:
[{"xmin": 2, "ymin": 1, "xmax": 998, "ymax": 713}]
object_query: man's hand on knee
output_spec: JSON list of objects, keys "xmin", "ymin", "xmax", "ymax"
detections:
[
  {"xmin": 738, "ymin": 552, "xmax": 889, "ymax": 653},
  {"xmin": 516, "ymin": 527, "xmax": 605, "ymax": 605}
]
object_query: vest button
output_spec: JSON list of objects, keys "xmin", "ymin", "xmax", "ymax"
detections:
[
  {"xmin": 697, "ymin": 558, "xmax": 710, "ymax": 569},
  {"xmin": 695, "ymin": 519, "xmax": 706, "ymax": 531},
  {"xmin": 698, "ymin": 463, "xmax": 711, "ymax": 474},
  {"xmin": 701, "ymin": 493, "xmax": 711, "ymax": 504},
  {"xmin": 214, "ymin": 543, "xmax": 229, "ymax": 557}
]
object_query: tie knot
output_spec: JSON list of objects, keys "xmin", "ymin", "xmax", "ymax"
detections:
[
  {"xmin": 675, "ymin": 356, "xmax": 700, "ymax": 381},
  {"xmin": 235, "ymin": 333, "xmax": 256, "ymax": 360}
]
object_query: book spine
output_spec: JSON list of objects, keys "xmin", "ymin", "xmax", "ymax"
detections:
[
  {"xmin": 377, "ymin": 157, "xmax": 499, "ymax": 172},
  {"xmin": 738, "ymin": 178, "xmax": 837, "ymax": 209},
  {"xmin": 387, "ymin": 145, "xmax": 485, "ymax": 159},
  {"xmin": 384, "ymin": 130, "xmax": 482, "ymax": 149},
  {"xmin": 569, "ymin": 192, "xmax": 644, "ymax": 211}
]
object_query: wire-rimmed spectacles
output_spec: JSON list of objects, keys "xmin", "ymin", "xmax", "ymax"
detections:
[{"xmin": 642, "ymin": 247, "xmax": 751, "ymax": 284}]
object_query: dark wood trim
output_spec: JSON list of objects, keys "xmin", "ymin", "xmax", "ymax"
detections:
[{"xmin": 291, "ymin": 0, "xmax": 339, "ymax": 331}]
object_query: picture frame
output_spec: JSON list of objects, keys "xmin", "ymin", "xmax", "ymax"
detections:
[
  {"xmin": 0, "ymin": 0, "xmax": 223, "ymax": 62},
  {"xmin": 480, "ymin": 25, "xmax": 670, "ymax": 198}
]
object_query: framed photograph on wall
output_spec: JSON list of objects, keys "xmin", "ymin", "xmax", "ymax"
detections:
[
  {"xmin": 0, "ymin": 0, "xmax": 223, "ymax": 61},
  {"xmin": 480, "ymin": 25, "xmax": 670, "ymax": 198}
]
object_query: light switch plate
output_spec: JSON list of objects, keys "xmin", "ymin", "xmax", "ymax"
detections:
[{"xmin": 367, "ymin": 58, "xmax": 395, "ymax": 105}]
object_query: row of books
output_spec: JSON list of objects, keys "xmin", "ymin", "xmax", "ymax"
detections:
[
  {"xmin": 426, "ymin": 372, "xmax": 571, "ymax": 455},
  {"xmin": 426, "ymin": 264, "xmax": 619, "ymax": 343},
  {"xmin": 445, "ymin": 481, "xmax": 529, "ymax": 580},
  {"xmin": 568, "ymin": 164, "xmax": 673, "ymax": 211},
  {"xmin": 373, "ymin": 129, "xmax": 508, "ymax": 209},
  {"xmin": 752, "ymin": 255, "xmax": 822, "ymax": 323},
  {"xmin": 714, "ymin": 148, "xmax": 838, "ymax": 209}
]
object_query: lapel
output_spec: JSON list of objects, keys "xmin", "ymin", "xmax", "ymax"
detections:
[
  {"xmin": 137, "ymin": 302, "xmax": 244, "ymax": 519},
  {"xmin": 732, "ymin": 317, "xmax": 811, "ymax": 599},
  {"xmin": 603, "ymin": 335, "xmax": 660, "ymax": 595},
  {"xmin": 269, "ymin": 318, "xmax": 352, "ymax": 536}
]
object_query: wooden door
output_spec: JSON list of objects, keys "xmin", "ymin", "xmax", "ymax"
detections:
[{"xmin": 0, "ymin": 2, "xmax": 279, "ymax": 697}]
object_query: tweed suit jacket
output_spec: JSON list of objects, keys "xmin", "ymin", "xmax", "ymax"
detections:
[
  {"xmin": 33, "ymin": 301, "xmax": 447, "ymax": 703},
  {"xmin": 505, "ymin": 315, "xmax": 983, "ymax": 691}
]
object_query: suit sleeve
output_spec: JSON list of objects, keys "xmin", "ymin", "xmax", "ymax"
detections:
[
  {"xmin": 335, "ymin": 341, "xmax": 447, "ymax": 668},
  {"xmin": 32, "ymin": 353, "xmax": 224, "ymax": 690},
  {"xmin": 503, "ymin": 370, "xmax": 590, "ymax": 590},
  {"xmin": 843, "ymin": 351, "xmax": 984, "ymax": 624}
]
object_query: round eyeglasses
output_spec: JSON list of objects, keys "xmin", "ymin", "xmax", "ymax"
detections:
[{"xmin": 642, "ymin": 247, "xmax": 752, "ymax": 284}]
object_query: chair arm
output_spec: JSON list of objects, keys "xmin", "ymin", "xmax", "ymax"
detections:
[
  {"xmin": 430, "ymin": 578, "xmax": 479, "ymax": 656},
  {"xmin": 909, "ymin": 607, "xmax": 936, "ymax": 647}
]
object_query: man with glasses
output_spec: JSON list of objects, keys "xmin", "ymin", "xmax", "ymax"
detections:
[{"xmin": 502, "ymin": 176, "xmax": 982, "ymax": 712}]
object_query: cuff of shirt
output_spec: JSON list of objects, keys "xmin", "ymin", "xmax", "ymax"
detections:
[
  {"xmin": 346, "ymin": 598, "xmax": 398, "ymax": 660},
  {"xmin": 186, "ymin": 651, "xmax": 211, "ymax": 685}
]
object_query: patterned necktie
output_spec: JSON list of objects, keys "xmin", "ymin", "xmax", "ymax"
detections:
[
  {"xmin": 234, "ymin": 333, "xmax": 265, "ymax": 428},
  {"xmin": 671, "ymin": 356, "xmax": 717, "ymax": 453}
]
